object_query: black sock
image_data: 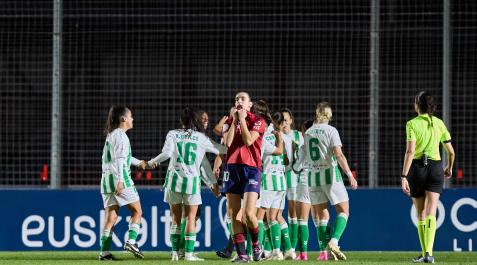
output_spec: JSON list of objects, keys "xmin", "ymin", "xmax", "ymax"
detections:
[{"xmin": 225, "ymin": 235, "xmax": 235, "ymax": 252}]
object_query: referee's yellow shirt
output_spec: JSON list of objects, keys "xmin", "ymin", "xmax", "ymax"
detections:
[{"xmin": 406, "ymin": 114, "xmax": 451, "ymax": 161}]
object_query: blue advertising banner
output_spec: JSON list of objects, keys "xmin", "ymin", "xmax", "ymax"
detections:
[{"xmin": 0, "ymin": 189, "xmax": 475, "ymax": 251}]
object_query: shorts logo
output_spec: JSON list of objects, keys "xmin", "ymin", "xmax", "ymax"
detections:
[{"xmin": 248, "ymin": 179, "xmax": 258, "ymax": 185}]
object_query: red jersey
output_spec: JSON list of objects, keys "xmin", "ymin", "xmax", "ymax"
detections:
[{"xmin": 224, "ymin": 112, "xmax": 266, "ymax": 169}]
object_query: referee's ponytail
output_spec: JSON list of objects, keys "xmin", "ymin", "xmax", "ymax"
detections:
[{"xmin": 415, "ymin": 91, "xmax": 437, "ymax": 127}]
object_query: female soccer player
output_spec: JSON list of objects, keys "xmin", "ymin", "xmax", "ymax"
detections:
[
  {"xmin": 222, "ymin": 92, "xmax": 268, "ymax": 262},
  {"xmin": 293, "ymin": 119, "xmax": 313, "ymax": 261},
  {"xmin": 401, "ymin": 91, "xmax": 454, "ymax": 263},
  {"xmin": 260, "ymin": 112, "xmax": 295, "ymax": 260},
  {"xmin": 148, "ymin": 107, "xmax": 226, "ymax": 261},
  {"xmin": 174, "ymin": 109, "xmax": 218, "ymax": 260},
  {"xmin": 293, "ymin": 102, "xmax": 358, "ymax": 261},
  {"xmin": 280, "ymin": 108, "xmax": 303, "ymax": 251},
  {"xmin": 99, "ymin": 106, "xmax": 147, "ymax": 260}
]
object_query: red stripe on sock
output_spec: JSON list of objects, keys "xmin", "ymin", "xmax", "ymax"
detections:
[{"xmin": 233, "ymin": 233, "xmax": 246, "ymax": 244}]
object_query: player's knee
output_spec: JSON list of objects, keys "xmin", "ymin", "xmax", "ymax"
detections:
[
  {"xmin": 244, "ymin": 209, "xmax": 255, "ymax": 222},
  {"xmin": 131, "ymin": 207, "xmax": 142, "ymax": 218}
]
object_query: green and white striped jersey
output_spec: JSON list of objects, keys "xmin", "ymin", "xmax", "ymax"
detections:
[
  {"xmin": 283, "ymin": 130, "xmax": 304, "ymax": 189},
  {"xmin": 261, "ymin": 126, "xmax": 287, "ymax": 191},
  {"xmin": 101, "ymin": 128, "xmax": 140, "ymax": 194},
  {"xmin": 293, "ymin": 123, "xmax": 343, "ymax": 189},
  {"xmin": 149, "ymin": 129, "xmax": 226, "ymax": 195}
]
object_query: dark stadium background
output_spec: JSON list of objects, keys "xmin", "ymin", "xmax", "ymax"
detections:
[{"xmin": 1, "ymin": 0, "xmax": 475, "ymax": 188}]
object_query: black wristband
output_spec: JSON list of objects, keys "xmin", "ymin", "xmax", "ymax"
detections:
[{"xmin": 401, "ymin": 174, "xmax": 407, "ymax": 179}]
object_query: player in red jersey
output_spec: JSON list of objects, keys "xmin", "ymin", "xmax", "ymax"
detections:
[{"xmin": 221, "ymin": 92, "xmax": 270, "ymax": 262}]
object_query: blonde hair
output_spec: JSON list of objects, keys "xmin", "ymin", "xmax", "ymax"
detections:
[{"xmin": 315, "ymin": 102, "xmax": 332, "ymax": 123}]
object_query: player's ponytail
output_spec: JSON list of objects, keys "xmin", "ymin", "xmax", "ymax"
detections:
[
  {"xmin": 252, "ymin": 99, "xmax": 273, "ymax": 124},
  {"xmin": 315, "ymin": 102, "xmax": 333, "ymax": 123},
  {"xmin": 104, "ymin": 106, "xmax": 129, "ymax": 135},
  {"xmin": 180, "ymin": 107, "xmax": 205, "ymax": 133}
]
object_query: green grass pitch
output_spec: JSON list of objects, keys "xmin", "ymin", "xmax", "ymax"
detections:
[{"xmin": 0, "ymin": 251, "xmax": 476, "ymax": 265}]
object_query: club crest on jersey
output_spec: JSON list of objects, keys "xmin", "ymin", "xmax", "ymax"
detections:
[{"xmin": 253, "ymin": 121, "xmax": 262, "ymax": 130}]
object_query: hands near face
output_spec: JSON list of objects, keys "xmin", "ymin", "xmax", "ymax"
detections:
[{"xmin": 237, "ymin": 108, "xmax": 248, "ymax": 121}]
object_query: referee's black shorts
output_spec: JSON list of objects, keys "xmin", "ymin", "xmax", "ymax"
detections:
[{"xmin": 407, "ymin": 159, "xmax": 444, "ymax": 198}]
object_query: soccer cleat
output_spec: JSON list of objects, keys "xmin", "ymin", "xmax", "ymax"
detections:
[
  {"xmin": 252, "ymin": 246, "xmax": 262, "ymax": 262},
  {"xmin": 424, "ymin": 253, "xmax": 435, "ymax": 264},
  {"xmin": 294, "ymin": 252, "xmax": 308, "ymax": 261},
  {"xmin": 317, "ymin": 251, "xmax": 328, "ymax": 261},
  {"xmin": 99, "ymin": 253, "xmax": 119, "ymax": 261},
  {"xmin": 327, "ymin": 248, "xmax": 338, "ymax": 261},
  {"xmin": 294, "ymin": 252, "xmax": 304, "ymax": 261},
  {"xmin": 231, "ymin": 254, "xmax": 250, "ymax": 263},
  {"xmin": 327, "ymin": 241, "xmax": 346, "ymax": 261},
  {"xmin": 229, "ymin": 253, "xmax": 238, "ymax": 262},
  {"xmin": 263, "ymin": 250, "xmax": 271, "ymax": 259},
  {"xmin": 179, "ymin": 249, "xmax": 185, "ymax": 260},
  {"xmin": 216, "ymin": 249, "xmax": 233, "ymax": 259},
  {"xmin": 124, "ymin": 242, "xmax": 144, "ymax": 259},
  {"xmin": 185, "ymin": 253, "xmax": 204, "ymax": 261},
  {"xmin": 271, "ymin": 250, "xmax": 284, "ymax": 261},
  {"xmin": 171, "ymin": 251, "xmax": 180, "ymax": 261},
  {"xmin": 284, "ymin": 248, "xmax": 297, "ymax": 260},
  {"xmin": 412, "ymin": 255, "xmax": 425, "ymax": 263}
]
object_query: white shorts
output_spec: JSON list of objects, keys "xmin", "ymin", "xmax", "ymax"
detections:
[
  {"xmin": 286, "ymin": 187, "xmax": 297, "ymax": 201},
  {"xmin": 102, "ymin": 186, "xmax": 140, "ymax": 208},
  {"xmin": 164, "ymin": 189, "xmax": 202, "ymax": 206},
  {"xmin": 260, "ymin": 190, "xmax": 286, "ymax": 210},
  {"xmin": 295, "ymin": 183, "xmax": 310, "ymax": 204},
  {"xmin": 309, "ymin": 182, "xmax": 349, "ymax": 205}
]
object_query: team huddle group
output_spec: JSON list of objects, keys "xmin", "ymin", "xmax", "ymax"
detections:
[{"xmin": 98, "ymin": 91, "xmax": 358, "ymax": 262}]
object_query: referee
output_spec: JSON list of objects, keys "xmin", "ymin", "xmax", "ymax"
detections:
[{"xmin": 401, "ymin": 91, "xmax": 455, "ymax": 264}]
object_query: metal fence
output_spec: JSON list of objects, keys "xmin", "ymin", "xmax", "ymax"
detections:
[{"xmin": 0, "ymin": 0, "xmax": 475, "ymax": 188}]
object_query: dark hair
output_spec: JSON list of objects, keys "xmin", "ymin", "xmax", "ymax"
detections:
[
  {"xmin": 301, "ymin": 119, "xmax": 314, "ymax": 133},
  {"xmin": 251, "ymin": 99, "xmax": 273, "ymax": 124},
  {"xmin": 415, "ymin": 91, "xmax": 437, "ymax": 115},
  {"xmin": 104, "ymin": 106, "xmax": 130, "ymax": 135},
  {"xmin": 196, "ymin": 109, "xmax": 209, "ymax": 132},
  {"xmin": 415, "ymin": 91, "xmax": 437, "ymax": 127},
  {"xmin": 234, "ymin": 91, "xmax": 251, "ymax": 101},
  {"xmin": 280, "ymin": 107, "xmax": 295, "ymax": 129},
  {"xmin": 181, "ymin": 107, "xmax": 205, "ymax": 133},
  {"xmin": 272, "ymin": 111, "xmax": 284, "ymax": 130},
  {"xmin": 196, "ymin": 110, "xmax": 207, "ymax": 117}
]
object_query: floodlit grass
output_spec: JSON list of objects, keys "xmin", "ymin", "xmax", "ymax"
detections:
[{"xmin": 0, "ymin": 251, "xmax": 476, "ymax": 264}]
